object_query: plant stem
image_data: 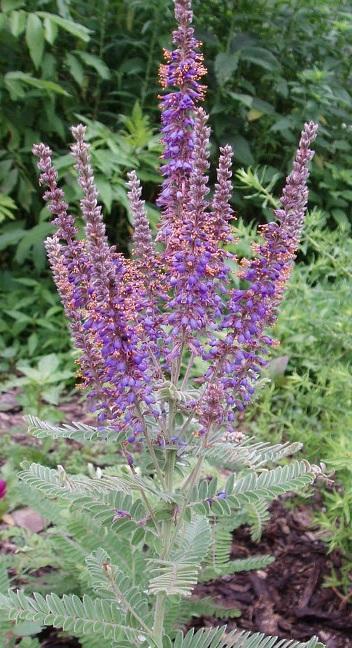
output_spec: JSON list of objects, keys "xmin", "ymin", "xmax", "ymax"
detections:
[
  {"xmin": 104, "ymin": 563, "xmax": 153, "ymax": 638},
  {"xmin": 135, "ymin": 403, "xmax": 166, "ymax": 488},
  {"xmin": 152, "ymin": 448, "xmax": 176, "ymax": 646}
]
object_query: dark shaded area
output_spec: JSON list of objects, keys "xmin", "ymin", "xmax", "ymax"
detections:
[{"xmin": 193, "ymin": 501, "xmax": 352, "ymax": 648}]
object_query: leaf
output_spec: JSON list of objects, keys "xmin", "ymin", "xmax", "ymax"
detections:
[
  {"xmin": 75, "ymin": 51, "xmax": 111, "ymax": 79},
  {"xmin": 36, "ymin": 12, "xmax": 91, "ymax": 42},
  {"xmin": 26, "ymin": 14, "xmax": 44, "ymax": 69},
  {"xmin": 65, "ymin": 53, "xmax": 85, "ymax": 86},
  {"xmin": 28, "ymin": 332, "xmax": 38, "ymax": 356},
  {"xmin": 13, "ymin": 621, "xmax": 43, "ymax": 636},
  {"xmin": 200, "ymin": 555, "xmax": 275, "ymax": 582},
  {"xmin": 37, "ymin": 353, "xmax": 60, "ymax": 377},
  {"xmin": 43, "ymin": 16, "xmax": 58, "ymax": 45},
  {"xmin": 0, "ymin": 224, "xmax": 25, "ymax": 251},
  {"xmin": 229, "ymin": 135, "xmax": 254, "ymax": 165},
  {"xmin": 247, "ymin": 109, "xmax": 264, "ymax": 122},
  {"xmin": 85, "ymin": 549, "xmax": 151, "ymax": 626},
  {"xmin": 244, "ymin": 500, "xmax": 271, "ymax": 541},
  {"xmin": 25, "ymin": 415, "xmax": 122, "ymax": 443},
  {"xmin": 9, "ymin": 9, "xmax": 26, "ymax": 36},
  {"xmin": 96, "ymin": 177, "xmax": 113, "ymax": 211},
  {"xmin": 252, "ymin": 97, "xmax": 275, "ymax": 115},
  {"xmin": 14, "ymin": 222, "xmax": 55, "ymax": 267},
  {"xmin": 232, "ymin": 461, "xmax": 315, "ymax": 504},
  {"xmin": 240, "ymin": 46, "xmax": 281, "ymax": 72},
  {"xmin": 248, "ymin": 98, "xmax": 276, "ymax": 120},
  {"xmin": 227, "ymin": 92, "xmax": 253, "ymax": 108},
  {"xmin": 0, "ymin": 564, "xmax": 10, "ymax": 594},
  {"xmin": 0, "ymin": 193, "xmax": 17, "ymax": 223},
  {"xmin": 148, "ymin": 517, "xmax": 211, "ymax": 597},
  {"xmin": 214, "ymin": 52, "xmax": 239, "ymax": 86},
  {"xmin": 5, "ymin": 72, "xmax": 69, "ymax": 96},
  {"xmin": 0, "ymin": 591, "xmax": 147, "ymax": 642},
  {"xmin": 173, "ymin": 627, "xmax": 324, "ymax": 647}
]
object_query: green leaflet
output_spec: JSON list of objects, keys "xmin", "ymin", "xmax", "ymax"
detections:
[
  {"xmin": 25, "ymin": 415, "xmax": 122, "ymax": 443},
  {"xmin": 0, "ymin": 591, "xmax": 150, "ymax": 643},
  {"xmin": 148, "ymin": 516, "xmax": 211, "ymax": 597},
  {"xmin": 200, "ymin": 555, "xmax": 275, "ymax": 582},
  {"xmin": 206, "ymin": 439, "xmax": 303, "ymax": 471},
  {"xmin": 172, "ymin": 627, "xmax": 324, "ymax": 648}
]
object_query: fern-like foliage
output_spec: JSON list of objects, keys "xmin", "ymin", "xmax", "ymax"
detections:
[
  {"xmin": 231, "ymin": 461, "xmax": 315, "ymax": 503},
  {"xmin": 148, "ymin": 516, "xmax": 211, "ymax": 596},
  {"xmin": 172, "ymin": 627, "xmax": 324, "ymax": 648},
  {"xmin": 244, "ymin": 500, "xmax": 271, "ymax": 541},
  {"xmin": 200, "ymin": 555, "xmax": 275, "ymax": 583},
  {"xmin": 206, "ymin": 439, "xmax": 303, "ymax": 471},
  {"xmin": 25, "ymin": 415, "xmax": 123, "ymax": 444},
  {"xmin": 0, "ymin": 590, "xmax": 150, "ymax": 644}
]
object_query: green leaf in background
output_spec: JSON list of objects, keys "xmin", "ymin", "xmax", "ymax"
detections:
[
  {"xmin": 5, "ymin": 72, "xmax": 70, "ymax": 96},
  {"xmin": 96, "ymin": 177, "xmax": 113, "ymax": 211},
  {"xmin": 37, "ymin": 353, "xmax": 60, "ymax": 377},
  {"xmin": 9, "ymin": 9, "xmax": 26, "ymax": 36},
  {"xmin": 228, "ymin": 135, "xmax": 254, "ymax": 165},
  {"xmin": 0, "ymin": 194, "xmax": 17, "ymax": 223},
  {"xmin": 227, "ymin": 91, "xmax": 253, "ymax": 109},
  {"xmin": 36, "ymin": 12, "xmax": 91, "ymax": 42},
  {"xmin": 65, "ymin": 52, "xmax": 85, "ymax": 86},
  {"xmin": 0, "ymin": 222, "xmax": 25, "ymax": 251},
  {"xmin": 43, "ymin": 16, "xmax": 58, "ymax": 45},
  {"xmin": 14, "ymin": 222, "xmax": 55, "ymax": 270},
  {"xmin": 214, "ymin": 51, "xmax": 239, "ymax": 86},
  {"xmin": 240, "ymin": 46, "xmax": 281, "ymax": 71},
  {"xmin": 25, "ymin": 14, "xmax": 44, "ymax": 69},
  {"xmin": 75, "ymin": 51, "xmax": 111, "ymax": 80}
]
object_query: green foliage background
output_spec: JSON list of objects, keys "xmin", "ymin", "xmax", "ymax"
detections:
[{"xmin": 0, "ymin": 0, "xmax": 351, "ymax": 625}]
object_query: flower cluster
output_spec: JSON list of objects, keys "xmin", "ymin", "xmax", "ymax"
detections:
[
  {"xmin": 157, "ymin": 0, "xmax": 206, "ymax": 245},
  {"xmin": 33, "ymin": 0, "xmax": 317, "ymax": 444}
]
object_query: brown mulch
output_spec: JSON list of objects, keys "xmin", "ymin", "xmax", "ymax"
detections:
[{"xmin": 193, "ymin": 500, "xmax": 352, "ymax": 648}]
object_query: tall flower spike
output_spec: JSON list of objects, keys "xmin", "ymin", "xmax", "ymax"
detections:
[
  {"xmin": 44, "ymin": 235, "xmax": 113, "ymax": 414},
  {"xmin": 166, "ymin": 108, "xmax": 215, "ymax": 355},
  {"xmin": 128, "ymin": 171, "xmax": 155, "ymax": 263},
  {"xmin": 69, "ymin": 126, "xmax": 157, "ymax": 434},
  {"xmin": 32, "ymin": 142, "xmax": 93, "ymax": 316},
  {"xmin": 203, "ymin": 121, "xmax": 318, "ymax": 424},
  {"xmin": 127, "ymin": 170, "xmax": 164, "ymax": 356},
  {"xmin": 157, "ymin": 0, "xmax": 206, "ymax": 244},
  {"xmin": 210, "ymin": 145, "xmax": 235, "ymax": 247},
  {"xmin": 70, "ymin": 124, "xmax": 121, "ymax": 301},
  {"xmin": 32, "ymin": 143, "xmax": 76, "ymax": 243}
]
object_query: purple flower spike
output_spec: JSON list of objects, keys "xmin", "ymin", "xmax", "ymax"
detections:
[
  {"xmin": 157, "ymin": 0, "xmax": 206, "ymax": 245},
  {"xmin": 128, "ymin": 170, "xmax": 155, "ymax": 264}
]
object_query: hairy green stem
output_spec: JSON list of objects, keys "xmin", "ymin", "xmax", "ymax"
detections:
[{"xmin": 152, "ymin": 449, "xmax": 176, "ymax": 646}]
